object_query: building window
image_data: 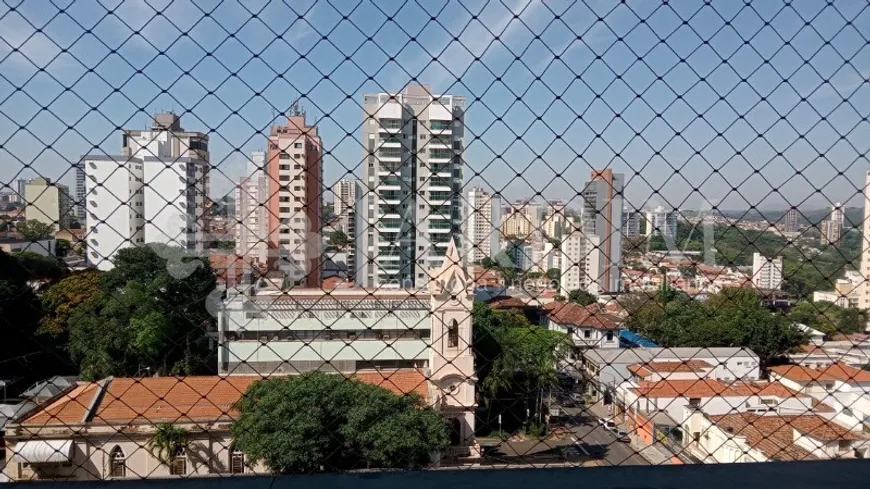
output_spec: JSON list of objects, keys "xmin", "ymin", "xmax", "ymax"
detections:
[
  {"xmin": 169, "ymin": 447, "xmax": 187, "ymax": 475},
  {"xmin": 584, "ymin": 329, "xmax": 591, "ymax": 338},
  {"xmin": 230, "ymin": 446, "xmax": 245, "ymax": 474},
  {"xmin": 605, "ymin": 332, "xmax": 613, "ymax": 341},
  {"xmin": 448, "ymin": 319, "xmax": 459, "ymax": 347},
  {"xmin": 688, "ymin": 398, "xmax": 701, "ymax": 407},
  {"xmin": 110, "ymin": 446, "xmax": 126, "ymax": 478}
]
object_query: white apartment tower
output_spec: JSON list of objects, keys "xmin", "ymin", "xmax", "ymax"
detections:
[
  {"xmin": 581, "ymin": 169, "xmax": 624, "ymax": 294},
  {"xmin": 558, "ymin": 222, "xmax": 603, "ymax": 297},
  {"xmin": 357, "ymin": 83, "xmax": 466, "ymax": 288},
  {"xmin": 751, "ymin": 252, "xmax": 783, "ymax": 291},
  {"xmin": 81, "ymin": 113, "xmax": 209, "ymax": 270},
  {"xmin": 234, "ymin": 151, "xmax": 268, "ymax": 267},
  {"xmin": 644, "ymin": 205, "xmax": 678, "ymax": 241},
  {"xmin": 465, "ymin": 187, "xmax": 501, "ymax": 264}
]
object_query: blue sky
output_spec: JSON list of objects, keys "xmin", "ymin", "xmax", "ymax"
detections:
[{"xmin": 1, "ymin": 0, "xmax": 868, "ymax": 212}]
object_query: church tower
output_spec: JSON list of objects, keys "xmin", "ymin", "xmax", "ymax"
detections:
[{"xmin": 429, "ymin": 238, "xmax": 479, "ymax": 457}]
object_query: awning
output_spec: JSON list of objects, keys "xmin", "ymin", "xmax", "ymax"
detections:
[{"xmin": 10, "ymin": 440, "xmax": 74, "ymax": 464}]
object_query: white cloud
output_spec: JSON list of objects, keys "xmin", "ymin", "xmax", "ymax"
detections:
[{"xmin": 392, "ymin": 0, "xmax": 545, "ymax": 91}]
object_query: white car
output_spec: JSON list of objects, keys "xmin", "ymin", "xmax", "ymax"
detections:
[{"xmin": 598, "ymin": 418, "xmax": 616, "ymax": 430}]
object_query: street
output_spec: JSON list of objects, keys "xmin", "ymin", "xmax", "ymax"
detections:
[{"xmin": 561, "ymin": 406, "xmax": 650, "ymax": 466}]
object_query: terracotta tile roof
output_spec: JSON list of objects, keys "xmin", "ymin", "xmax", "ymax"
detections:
[
  {"xmin": 628, "ymin": 360, "xmax": 713, "ymax": 377},
  {"xmin": 543, "ymin": 302, "xmax": 621, "ymax": 330},
  {"xmin": 22, "ymin": 382, "xmax": 103, "ymax": 426},
  {"xmin": 707, "ymin": 413, "xmax": 816, "ymax": 461},
  {"xmin": 21, "ymin": 371, "xmax": 430, "ymax": 427},
  {"xmin": 708, "ymin": 413, "xmax": 857, "ymax": 461},
  {"xmin": 770, "ymin": 363, "xmax": 870, "ymax": 384},
  {"xmin": 631, "ymin": 379, "xmax": 806, "ymax": 400}
]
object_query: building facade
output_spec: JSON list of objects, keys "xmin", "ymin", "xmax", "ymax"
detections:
[
  {"xmin": 23, "ymin": 177, "xmax": 73, "ymax": 231},
  {"xmin": 465, "ymin": 187, "xmax": 501, "ymax": 264},
  {"xmin": 75, "ymin": 162, "xmax": 86, "ymax": 225},
  {"xmin": 356, "ymin": 83, "xmax": 465, "ymax": 288},
  {"xmin": 234, "ymin": 151, "xmax": 268, "ymax": 268},
  {"xmin": 822, "ymin": 202, "xmax": 844, "ymax": 245},
  {"xmin": 81, "ymin": 113, "xmax": 209, "ymax": 270},
  {"xmin": 784, "ymin": 207, "xmax": 799, "ymax": 233},
  {"xmin": 622, "ymin": 207, "xmax": 642, "ymax": 238},
  {"xmin": 751, "ymin": 252, "xmax": 783, "ymax": 290},
  {"xmin": 332, "ymin": 179, "xmax": 357, "ymax": 278},
  {"xmin": 124, "ymin": 112, "xmax": 210, "ymax": 252},
  {"xmin": 644, "ymin": 205, "xmax": 677, "ymax": 241},
  {"xmin": 265, "ymin": 112, "xmax": 323, "ymax": 288},
  {"xmin": 582, "ymin": 170, "xmax": 624, "ymax": 294}
]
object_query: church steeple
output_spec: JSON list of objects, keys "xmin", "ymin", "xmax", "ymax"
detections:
[{"xmin": 428, "ymin": 236, "xmax": 478, "ymax": 456}]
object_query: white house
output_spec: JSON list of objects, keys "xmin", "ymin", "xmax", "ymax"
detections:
[
  {"xmin": 543, "ymin": 301, "xmax": 622, "ymax": 349},
  {"xmin": 682, "ymin": 410, "xmax": 867, "ymax": 462},
  {"xmin": 769, "ymin": 363, "xmax": 870, "ymax": 431}
]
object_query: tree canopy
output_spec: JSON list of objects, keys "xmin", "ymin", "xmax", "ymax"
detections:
[
  {"xmin": 38, "ymin": 269, "xmax": 104, "ymax": 337},
  {"xmin": 231, "ymin": 373, "xmax": 448, "ymax": 473},
  {"xmin": 0, "ymin": 250, "xmax": 74, "ymax": 394},
  {"xmin": 788, "ymin": 300, "xmax": 867, "ymax": 337},
  {"xmin": 626, "ymin": 287, "xmax": 806, "ymax": 365},
  {"xmin": 568, "ymin": 289, "xmax": 597, "ymax": 306},
  {"xmin": 16, "ymin": 219, "xmax": 55, "ymax": 240},
  {"xmin": 68, "ymin": 245, "xmax": 217, "ymax": 379}
]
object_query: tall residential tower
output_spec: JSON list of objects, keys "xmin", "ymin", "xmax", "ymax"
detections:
[{"xmin": 357, "ymin": 83, "xmax": 466, "ymax": 288}]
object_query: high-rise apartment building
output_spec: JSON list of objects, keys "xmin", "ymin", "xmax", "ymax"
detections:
[
  {"xmin": 500, "ymin": 209, "xmax": 533, "ymax": 239},
  {"xmin": 332, "ymin": 179, "xmax": 358, "ymax": 278},
  {"xmin": 75, "ymin": 162, "xmax": 86, "ymax": 225},
  {"xmin": 644, "ymin": 205, "xmax": 678, "ymax": 241},
  {"xmin": 751, "ymin": 252, "xmax": 783, "ymax": 291},
  {"xmin": 558, "ymin": 222, "xmax": 603, "ymax": 297},
  {"xmin": 465, "ymin": 187, "xmax": 501, "ymax": 264},
  {"xmin": 542, "ymin": 201, "xmax": 566, "ymax": 240},
  {"xmin": 581, "ymin": 169, "xmax": 624, "ymax": 294},
  {"xmin": 265, "ymin": 111, "xmax": 323, "ymax": 288},
  {"xmin": 784, "ymin": 207, "xmax": 799, "ymax": 234},
  {"xmin": 356, "ymin": 83, "xmax": 465, "ymax": 288},
  {"xmin": 622, "ymin": 207, "xmax": 641, "ymax": 238},
  {"xmin": 81, "ymin": 112, "xmax": 209, "ymax": 270},
  {"xmin": 23, "ymin": 177, "xmax": 73, "ymax": 231},
  {"xmin": 333, "ymin": 179, "xmax": 357, "ymax": 233},
  {"xmin": 822, "ymin": 202, "xmax": 844, "ymax": 245},
  {"xmin": 235, "ymin": 151, "xmax": 268, "ymax": 267}
]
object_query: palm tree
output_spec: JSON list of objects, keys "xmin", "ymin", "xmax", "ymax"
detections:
[{"xmin": 148, "ymin": 423, "xmax": 188, "ymax": 464}]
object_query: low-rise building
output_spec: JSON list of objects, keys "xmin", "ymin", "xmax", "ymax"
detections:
[
  {"xmin": 3, "ymin": 374, "xmax": 430, "ymax": 481},
  {"xmin": 582, "ymin": 347, "xmax": 761, "ymax": 395},
  {"xmin": 682, "ymin": 411, "xmax": 868, "ymax": 462},
  {"xmin": 769, "ymin": 363, "xmax": 870, "ymax": 430},
  {"xmin": 543, "ymin": 302, "xmax": 622, "ymax": 349}
]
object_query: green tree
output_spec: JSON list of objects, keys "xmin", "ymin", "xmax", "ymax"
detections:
[
  {"xmin": 148, "ymin": 424, "xmax": 188, "ymax": 464},
  {"xmin": 0, "ymin": 251, "xmax": 74, "ymax": 395},
  {"xmin": 231, "ymin": 373, "xmax": 448, "ymax": 473},
  {"xmin": 627, "ymin": 287, "xmax": 805, "ymax": 367},
  {"xmin": 38, "ymin": 269, "xmax": 104, "ymax": 336},
  {"xmin": 545, "ymin": 268, "xmax": 560, "ymax": 281},
  {"xmin": 12, "ymin": 251, "xmax": 67, "ymax": 282},
  {"xmin": 568, "ymin": 289, "xmax": 597, "ymax": 306},
  {"xmin": 16, "ymin": 219, "xmax": 55, "ymax": 240},
  {"xmin": 68, "ymin": 245, "xmax": 217, "ymax": 379},
  {"xmin": 329, "ymin": 229, "xmax": 349, "ymax": 250}
]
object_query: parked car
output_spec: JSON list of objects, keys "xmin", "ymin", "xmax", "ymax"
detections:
[
  {"xmin": 611, "ymin": 428, "xmax": 630, "ymax": 443},
  {"xmin": 571, "ymin": 393, "xmax": 586, "ymax": 404},
  {"xmin": 599, "ymin": 418, "xmax": 616, "ymax": 431}
]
